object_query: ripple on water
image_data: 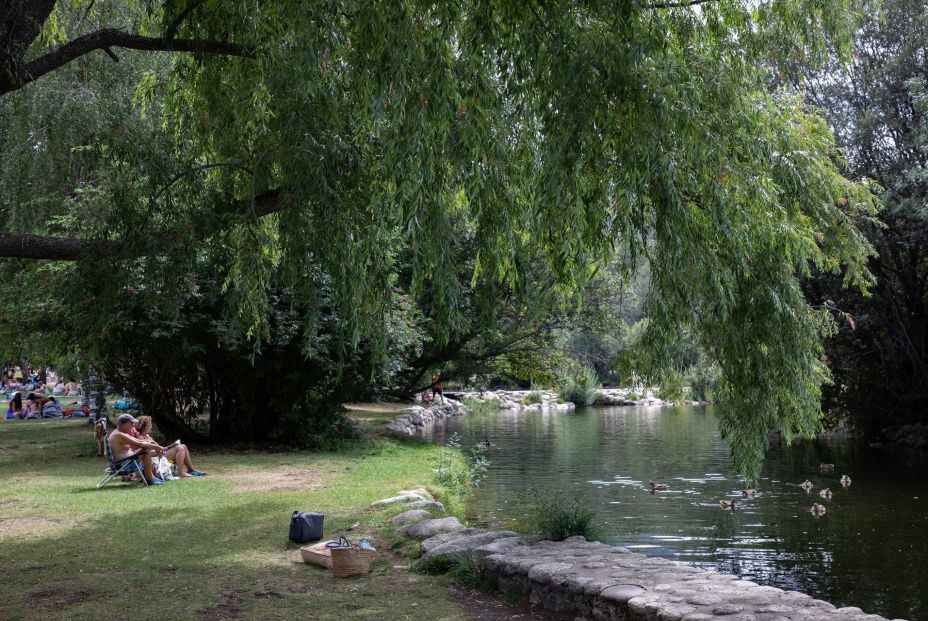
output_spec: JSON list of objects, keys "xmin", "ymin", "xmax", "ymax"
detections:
[{"xmin": 419, "ymin": 404, "xmax": 928, "ymax": 621}]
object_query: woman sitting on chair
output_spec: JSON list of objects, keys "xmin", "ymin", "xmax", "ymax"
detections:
[{"xmin": 133, "ymin": 416, "xmax": 206, "ymax": 477}]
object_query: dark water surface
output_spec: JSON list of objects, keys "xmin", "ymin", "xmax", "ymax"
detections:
[{"xmin": 419, "ymin": 406, "xmax": 928, "ymax": 620}]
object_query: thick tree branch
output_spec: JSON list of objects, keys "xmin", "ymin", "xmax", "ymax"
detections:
[
  {"xmin": 0, "ymin": 189, "xmax": 284, "ymax": 261},
  {"xmin": 1, "ymin": 27, "xmax": 254, "ymax": 96}
]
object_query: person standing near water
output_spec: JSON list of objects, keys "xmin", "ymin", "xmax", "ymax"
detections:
[{"xmin": 431, "ymin": 374, "xmax": 444, "ymax": 405}]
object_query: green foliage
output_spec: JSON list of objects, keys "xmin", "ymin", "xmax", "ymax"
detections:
[
  {"xmin": 658, "ymin": 370, "xmax": 687, "ymax": 403},
  {"xmin": 432, "ymin": 433, "xmax": 490, "ymax": 499},
  {"xmin": 414, "ymin": 554, "xmax": 458, "ymax": 575},
  {"xmin": 521, "ymin": 391, "xmax": 543, "ymax": 405},
  {"xmin": 0, "ymin": 1, "xmax": 882, "ymax": 475},
  {"xmin": 448, "ymin": 556, "xmax": 498, "ymax": 592},
  {"xmin": 556, "ymin": 365, "xmax": 600, "ymax": 406},
  {"xmin": 533, "ymin": 493, "xmax": 598, "ymax": 542},
  {"xmin": 461, "ymin": 398, "xmax": 498, "ymax": 417},
  {"xmin": 798, "ymin": 0, "xmax": 928, "ymax": 435}
]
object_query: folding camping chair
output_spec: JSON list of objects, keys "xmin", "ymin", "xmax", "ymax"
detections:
[{"xmin": 96, "ymin": 418, "xmax": 149, "ymax": 489}]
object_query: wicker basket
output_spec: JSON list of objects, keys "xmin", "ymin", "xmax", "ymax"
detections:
[{"xmin": 330, "ymin": 546, "xmax": 375, "ymax": 578}]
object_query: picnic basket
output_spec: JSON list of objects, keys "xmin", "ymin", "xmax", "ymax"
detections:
[{"xmin": 330, "ymin": 540, "xmax": 375, "ymax": 578}]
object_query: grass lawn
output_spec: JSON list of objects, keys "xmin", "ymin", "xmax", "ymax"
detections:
[{"xmin": 0, "ymin": 419, "xmax": 477, "ymax": 621}]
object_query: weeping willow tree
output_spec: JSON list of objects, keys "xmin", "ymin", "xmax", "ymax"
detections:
[{"xmin": 0, "ymin": 1, "xmax": 878, "ymax": 476}]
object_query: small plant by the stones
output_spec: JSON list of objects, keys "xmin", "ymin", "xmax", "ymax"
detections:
[
  {"xmin": 533, "ymin": 492, "xmax": 598, "ymax": 541},
  {"xmin": 521, "ymin": 391, "xmax": 543, "ymax": 405}
]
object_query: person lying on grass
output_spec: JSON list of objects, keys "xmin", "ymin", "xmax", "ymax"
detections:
[
  {"xmin": 109, "ymin": 413, "xmax": 167, "ymax": 485},
  {"xmin": 132, "ymin": 415, "xmax": 206, "ymax": 478}
]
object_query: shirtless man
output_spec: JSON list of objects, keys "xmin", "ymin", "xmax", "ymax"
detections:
[{"xmin": 108, "ymin": 413, "xmax": 166, "ymax": 485}]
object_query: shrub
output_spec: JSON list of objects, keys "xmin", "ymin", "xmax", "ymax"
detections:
[
  {"xmin": 555, "ymin": 365, "xmax": 600, "ymax": 406},
  {"xmin": 534, "ymin": 493, "xmax": 598, "ymax": 541},
  {"xmin": 449, "ymin": 556, "xmax": 498, "ymax": 592},
  {"xmin": 521, "ymin": 391, "xmax": 543, "ymax": 405},
  {"xmin": 432, "ymin": 433, "xmax": 490, "ymax": 497},
  {"xmin": 414, "ymin": 554, "xmax": 457, "ymax": 574},
  {"xmin": 461, "ymin": 397, "xmax": 498, "ymax": 416},
  {"xmin": 658, "ymin": 370, "xmax": 687, "ymax": 403}
]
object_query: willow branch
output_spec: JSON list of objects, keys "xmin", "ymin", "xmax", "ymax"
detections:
[
  {"xmin": 2, "ymin": 28, "xmax": 253, "ymax": 97},
  {"xmin": 0, "ymin": 189, "xmax": 284, "ymax": 261}
]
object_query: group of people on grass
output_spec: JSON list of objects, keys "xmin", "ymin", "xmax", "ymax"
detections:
[
  {"xmin": 108, "ymin": 413, "xmax": 205, "ymax": 485},
  {"xmin": 5, "ymin": 392, "xmax": 66, "ymax": 419},
  {"xmin": 2, "ymin": 365, "xmax": 81, "ymax": 396}
]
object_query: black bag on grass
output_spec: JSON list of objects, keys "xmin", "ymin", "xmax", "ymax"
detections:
[{"xmin": 289, "ymin": 511, "xmax": 324, "ymax": 543}]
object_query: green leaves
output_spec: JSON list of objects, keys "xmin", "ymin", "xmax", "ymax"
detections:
[{"xmin": 1, "ymin": 1, "xmax": 880, "ymax": 473}]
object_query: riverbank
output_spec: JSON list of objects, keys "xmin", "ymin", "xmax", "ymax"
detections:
[
  {"xmin": 381, "ymin": 388, "xmax": 706, "ymax": 437},
  {"xmin": 366, "ymin": 488, "xmax": 900, "ymax": 621},
  {"xmin": 0, "ymin": 419, "xmax": 526, "ymax": 620}
]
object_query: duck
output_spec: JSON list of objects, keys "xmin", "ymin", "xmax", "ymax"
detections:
[
  {"xmin": 720, "ymin": 499, "xmax": 737, "ymax": 510},
  {"xmin": 819, "ymin": 488, "xmax": 833, "ymax": 500},
  {"xmin": 819, "ymin": 463, "xmax": 835, "ymax": 472},
  {"xmin": 810, "ymin": 503, "xmax": 827, "ymax": 517},
  {"xmin": 649, "ymin": 481, "xmax": 669, "ymax": 493},
  {"xmin": 741, "ymin": 489, "xmax": 757, "ymax": 498},
  {"xmin": 800, "ymin": 480, "xmax": 814, "ymax": 491},
  {"xmin": 479, "ymin": 440, "xmax": 492, "ymax": 448},
  {"xmin": 840, "ymin": 475, "xmax": 852, "ymax": 487}
]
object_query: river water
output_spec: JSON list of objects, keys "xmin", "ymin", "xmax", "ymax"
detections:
[{"xmin": 418, "ymin": 405, "xmax": 928, "ymax": 620}]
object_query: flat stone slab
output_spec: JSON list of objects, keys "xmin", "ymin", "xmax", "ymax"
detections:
[
  {"xmin": 391, "ymin": 509, "xmax": 433, "ymax": 526},
  {"xmin": 421, "ymin": 530, "xmax": 519, "ymax": 562},
  {"xmin": 403, "ymin": 499, "xmax": 445, "ymax": 511},
  {"xmin": 420, "ymin": 528, "xmax": 487, "ymax": 553},
  {"xmin": 397, "ymin": 516, "xmax": 464, "ymax": 540},
  {"xmin": 371, "ymin": 493, "xmax": 426, "ymax": 507}
]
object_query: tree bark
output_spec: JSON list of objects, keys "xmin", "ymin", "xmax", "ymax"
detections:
[{"xmin": 0, "ymin": 188, "xmax": 285, "ymax": 261}]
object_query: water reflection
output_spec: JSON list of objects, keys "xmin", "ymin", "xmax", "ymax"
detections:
[{"xmin": 419, "ymin": 405, "xmax": 928, "ymax": 620}]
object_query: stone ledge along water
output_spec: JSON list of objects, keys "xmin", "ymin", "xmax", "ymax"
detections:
[
  {"xmin": 423, "ymin": 527, "xmax": 900, "ymax": 621},
  {"xmin": 369, "ymin": 486, "xmax": 902, "ymax": 621}
]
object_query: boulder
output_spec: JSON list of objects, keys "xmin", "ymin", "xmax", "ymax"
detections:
[
  {"xmin": 398, "ymin": 516, "xmax": 465, "ymax": 540},
  {"xmin": 397, "ymin": 488, "xmax": 435, "ymax": 501},
  {"xmin": 403, "ymin": 499, "xmax": 445, "ymax": 511},
  {"xmin": 420, "ymin": 530, "xmax": 520, "ymax": 562},
  {"xmin": 421, "ymin": 528, "xmax": 487, "ymax": 553}
]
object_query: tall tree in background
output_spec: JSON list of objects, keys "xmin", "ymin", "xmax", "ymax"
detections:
[
  {"xmin": 0, "ymin": 1, "xmax": 879, "ymax": 476},
  {"xmin": 801, "ymin": 0, "xmax": 928, "ymax": 435}
]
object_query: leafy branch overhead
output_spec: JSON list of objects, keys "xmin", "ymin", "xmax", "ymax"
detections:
[{"xmin": 0, "ymin": 1, "xmax": 880, "ymax": 477}]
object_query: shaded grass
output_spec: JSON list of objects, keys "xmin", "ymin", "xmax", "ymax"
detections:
[
  {"xmin": 0, "ymin": 419, "xmax": 468, "ymax": 621},
  {"xmin": 342, "ymin": 402, "xmax": 412, "ymax": 431}
]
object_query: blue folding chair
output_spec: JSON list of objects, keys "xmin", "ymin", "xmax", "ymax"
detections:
[{"xmin": 96, "ymin": 419, "xmax": 149, "ymax": 489}]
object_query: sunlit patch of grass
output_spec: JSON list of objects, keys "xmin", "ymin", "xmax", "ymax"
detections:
[{"xmin": 0, "ymin": 419, "xmax": 467, "ymax": 621}]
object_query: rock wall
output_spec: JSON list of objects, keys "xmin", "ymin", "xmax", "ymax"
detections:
[
  {"xmin": 383, "ymin": 398, "xmax": 468, "ymax": 436},
  {"xmin": 370, "ymin": 487, "xmax": 900, "ymax": 621}
]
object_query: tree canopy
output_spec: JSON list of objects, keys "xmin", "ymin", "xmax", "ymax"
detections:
[{"xmin": 0, "ymin": 1, "xmax": 879, "ymax": 477}]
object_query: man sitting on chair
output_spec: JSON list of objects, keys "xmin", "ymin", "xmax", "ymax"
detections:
[{"xmin": 109, "ymin": 413, "xmax": 166, "ymax": 485}]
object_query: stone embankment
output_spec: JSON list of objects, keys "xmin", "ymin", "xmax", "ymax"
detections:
[
  {"xmin": 371, "ymin": 488, "xmax": 901, "ymax": 621},
  {"xmin": 383, "ymin": 399, "xmax": 468, "ymax": 436}
]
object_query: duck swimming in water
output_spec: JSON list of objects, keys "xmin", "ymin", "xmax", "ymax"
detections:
[
  {"xmin": 479, "ymin": 440, "xmax": 492, "ymax": 448},
  {"xmin": 720, "ymin": 499, "xmax": 737, "ymax": 510},
  {"xmin": 649, "ymin": 481, "xmax": 669, "ymax": 493},
  {"xmin": 741, "ymin": 489, "xmax": 757, "ymax": 498},
  {"xmin": 840, "ymin": 475, "xmax": 852, "ymax": 487},
  {"xmin": 800, "ymin": 480, "xmax": 814, "ymax": 491},
  {"xmin": 810, "ymin": 503, "xmax": 827, "ymax": 517},
  {"xmin": 819, "ymin": 488, "xmax": 833, "ymax": 500}
]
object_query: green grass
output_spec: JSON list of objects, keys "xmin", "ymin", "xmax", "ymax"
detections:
[{"xmin": 0, "ymin": 419, "xmax": 471, "ymax": 621}]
